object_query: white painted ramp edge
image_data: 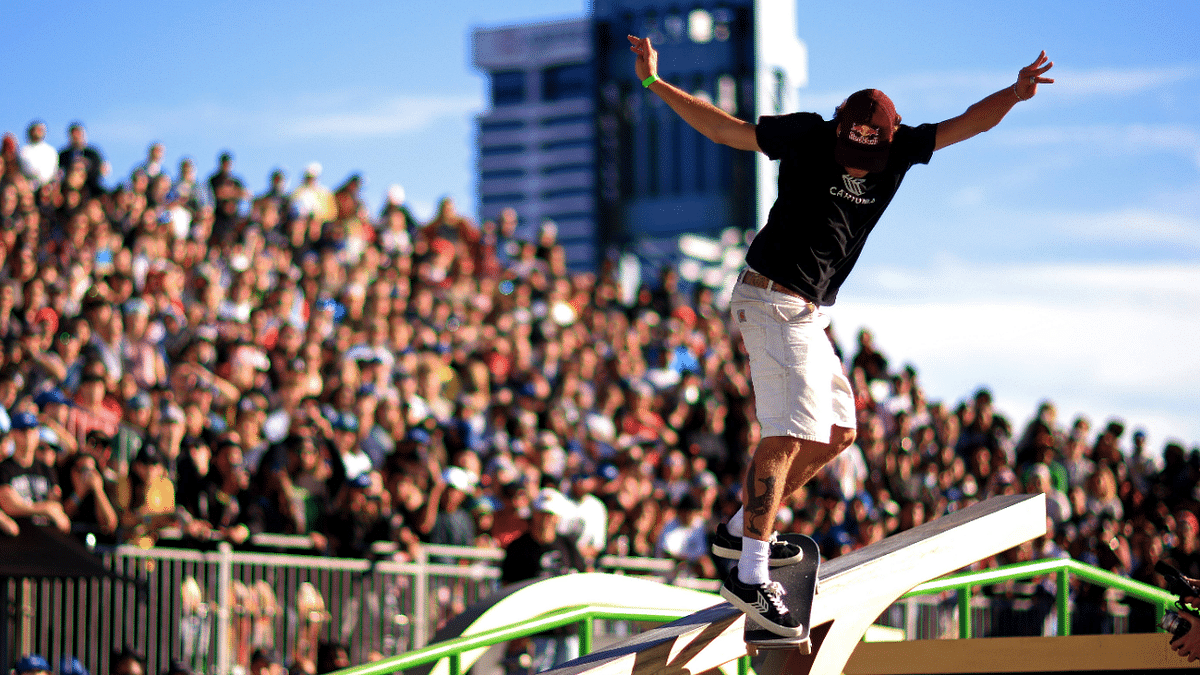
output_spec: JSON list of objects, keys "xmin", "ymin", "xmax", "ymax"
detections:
[{"xmin": 428, "ymin": 573, "xmax": 730, "ymax": 675}]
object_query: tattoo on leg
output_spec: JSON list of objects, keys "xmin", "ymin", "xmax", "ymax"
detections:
[{"xmin": 745, "ymin": 474, "xmax": 777, "ymax": 538}]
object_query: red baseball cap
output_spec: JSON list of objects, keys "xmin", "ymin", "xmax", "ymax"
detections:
[{"xmin": 834, "ymin": 89, "xmax": 899, "ymax": 173}]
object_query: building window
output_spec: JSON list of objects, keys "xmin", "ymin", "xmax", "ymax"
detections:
[
  {"xmin": 481, "ymin": 168, "xmax": 526, "ymax": 180},
  {"xmin": 713, "ymin": 7, "xmax": 733, "ymax": 41},
  {"xmin": 542, "ymin": 138, "xmax": 592, "ymax": 152},
  {"xmin": 480, "ymin": 119, "xmax": 526, "ymax": 132},
  {"xmin": 542, "ymin": 114, "xmax": 591, "ymax": 127},
  {"xmin": 541, "ymin": 187, "xmax": 592, "ymax": 200},
  {"xmin": 542, "ymin": 63, "xmax": 592, "ymax": 102},
  {"xmin": 480, "ymin": 144, "xmax": 525, "ymax": 157},
  {"xmin": 542, "ymin": 163, "xmax": 592, "ymax": 175},
  {"xmin": 640, "ymin": 11, "xmax": 663, "ymax": 44},
  {"xmin": 481, "ymin": 192, "xmax": 525, "ymax": 204},
  {"xmin": 664, "ymin": 12, "xmax": 684, "ymax": 42},
  {"xmin": 492, "ymin": 71, "xmax": 526, "ymax": 106},
  {"xmin": 547, "ymin": 211, "xmax": 592, "ymax": 222}
]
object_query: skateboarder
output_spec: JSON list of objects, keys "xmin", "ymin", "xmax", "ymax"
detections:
[{"xmin": 628, "ymin": 34, "xmax": 1053, "ymax": 636}]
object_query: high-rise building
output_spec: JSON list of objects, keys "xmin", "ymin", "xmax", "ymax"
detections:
[
  {"xmin": 472, "ymin": 19, "xmax": 598, "ymax": 269},
  {"xmin": 472, "ymin": 1, "xmax": 806, "ymax": 274}
]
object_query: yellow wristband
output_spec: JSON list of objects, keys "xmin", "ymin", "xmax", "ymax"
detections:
[{"xmin": 642, "ymin": 74, "xmax": 660, "ymax": 88}]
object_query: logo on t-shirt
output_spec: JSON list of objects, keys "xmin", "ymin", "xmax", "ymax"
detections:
[
  {"xmin": 830, "ymin": 174, "xmax": 876, "ymax": 205},
  {"xmin": 841, "ymin": 174, "xmax": 867, "ymax": 196},
  {"xmin": 8, "ymin": 472, "xmax": 50, "ymax": 504}
]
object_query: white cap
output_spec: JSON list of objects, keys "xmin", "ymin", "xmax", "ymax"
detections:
[
  {"xmin": 304, "ymin": 162, "xmax": 322, "ymax": 177},
  {"xmin": 532, "ymin": 488, "xmax": 572, "ymax": 517},
  {"xmin": 387, "ymin": 184, "xmax": 406, "ymax": 205},
  {"xmin": 442, "ymin": 466, "xmax": 477, "ymax": 492}
]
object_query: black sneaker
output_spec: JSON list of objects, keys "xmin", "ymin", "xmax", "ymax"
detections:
[
  {"xmin": 720, "ymin": 567, "xmax": 802, "ymax": 637},
  {"xmin": 710, "ymin": 523, "xmax": 804, "ymax": 566}
]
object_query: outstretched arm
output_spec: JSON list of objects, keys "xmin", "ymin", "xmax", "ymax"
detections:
[
  {"xmin": 934, "ymin": 51, "xmax": 1054, "ymax": 151},
  {"xmin": 628, "ymin": 35, "xmax": 760, "ymax": 152}
]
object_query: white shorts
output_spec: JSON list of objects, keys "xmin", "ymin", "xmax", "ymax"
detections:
[{"xmin": 730, "ymin": 279, "xmax": 855, "ymax": 443}]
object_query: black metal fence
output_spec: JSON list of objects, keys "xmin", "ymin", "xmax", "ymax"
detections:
[{"xmin": 4, "ymin": 543, "xmax": 501, "ymax": 675}]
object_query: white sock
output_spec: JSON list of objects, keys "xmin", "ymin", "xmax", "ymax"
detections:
[
  {"xmin": 737, "ymin": 537, "xmax": 771, "ymax": 586},
  {"xmin": 728, "ymin": 508, "xmax": 745, "ymax": 537}
]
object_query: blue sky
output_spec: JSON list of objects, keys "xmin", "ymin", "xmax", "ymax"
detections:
[{"xmin": 3, "ymin": 1, "xmax": 1198, "ymax": 452}]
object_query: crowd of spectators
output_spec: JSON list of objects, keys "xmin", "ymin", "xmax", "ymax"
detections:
[{"xmin": 3, "ymin": 120, "xmax": 1200, "ymax": 642}]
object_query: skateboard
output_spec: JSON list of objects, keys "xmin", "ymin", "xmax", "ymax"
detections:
[{"xmin": 743, "ymin": 533, "xmax": 820, "ymax": 652}]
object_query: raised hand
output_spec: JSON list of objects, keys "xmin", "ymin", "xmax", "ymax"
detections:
[
  {"xmin": 1014, "ymin": 51, "xmax": 1054, "ymax": 101},
  {"xmin": 627, "ymin": 35, "xmax": 658, "ymax": 82}
]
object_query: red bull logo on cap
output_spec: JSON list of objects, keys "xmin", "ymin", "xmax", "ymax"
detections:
[{"xmin": 848, "ymin": 124, "xmax": 881, "ymax": 146}]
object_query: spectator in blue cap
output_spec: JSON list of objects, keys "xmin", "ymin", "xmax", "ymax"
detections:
[
  {"xmin": 0, "ymin": 410, "xmax": 69, "ymax": 532},
  {"xmin": 59, "ymin": 655, "xmax": 89, "ymax": 675},
  {"xmin": 11, "ymin": 410, "xmax": 39, "ymax": 431},
  {"xmin": 15, "ymin": 654, "xmax": 51, "ymax": 675},
  {"xmin": 34, "ymin": 388, "xmax": 71, "ymax": 408},
  {"xmin": 331, "ymin": 411, "xmax": 372, "ymax": 482},
  {"xmin": 34, "ymin": 388, "xmax": 77, "ymax": 454}
]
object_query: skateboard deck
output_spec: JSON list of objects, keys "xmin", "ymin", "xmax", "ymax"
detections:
[{"xmin": 743, "ymin": 533, "xmax": 820, "ymax": 652}]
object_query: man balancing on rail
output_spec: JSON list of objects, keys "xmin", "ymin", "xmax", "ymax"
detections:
[{"xmin": 628, "ymin": 34, "xmax": 1054, "ymax": 637}]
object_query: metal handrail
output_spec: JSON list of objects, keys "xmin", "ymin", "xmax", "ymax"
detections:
[
  {"xmin": 329, "ymin": 557, "xmax": 1181, "ymax": 675},
  {"xmin": 901, "ymin": 557, "xmax": 1178, "ymax": 638},
  {"xmin": 337, "ymin": 605, "xmax": 700, "ymax": 675}
]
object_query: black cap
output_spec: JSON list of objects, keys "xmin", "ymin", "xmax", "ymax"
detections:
[{"xmin": 134, "ymin": 444, "xmax": 165, "ymax": 465}]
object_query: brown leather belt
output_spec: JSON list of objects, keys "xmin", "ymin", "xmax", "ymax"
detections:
[{"xmin": 739, "ymin": 270, "xmax": 814, "ymax": 304}]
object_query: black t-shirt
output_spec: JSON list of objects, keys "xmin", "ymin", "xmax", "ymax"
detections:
[
  {"xmin": 208, "ymin": 171, "xmax": 246, "ymax": 222},
  {"xmin": 501, "ymin": 531, "xmax": 586, "ymax": 585},
  {"xmin": 0, "ymin": 457, "xmax": 57, "ymax": 504},
  {"xmin": 58, "ymin": 145, "xmax": 107, "ymax": 197},
  {"xmin": 748, "ymin": 113, "xmax": 938, "ymax": 306}
]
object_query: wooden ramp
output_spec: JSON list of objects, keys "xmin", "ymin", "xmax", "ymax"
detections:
[
  {"xmin": 543, "ymin": 494, "xmax": 1047, "ymax": 675},
  {"xmin": 844, "ymin": 632, "xmax": 1200, "ymax": 673}
]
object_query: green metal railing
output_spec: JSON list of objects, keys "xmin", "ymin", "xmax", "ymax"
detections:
[
  {"xmin": 336, "ymin": 605, "xmax": 708, "ymax": 675},
  {"xmin": 902, "ymin": 557, "xmax": 1179, "ymax": 639},
  {"xmin": 334, "ymin": 557, "xmax": 1182, "ymax": 675}
]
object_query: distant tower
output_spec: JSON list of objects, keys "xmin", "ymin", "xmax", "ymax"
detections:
[
  {"xmin": 472, "ymin": 2, "xmax": 807, "ymax": 272},
  {"xmin": 472, "ymin": 19, "xmax": 598, "ymax": 270}
]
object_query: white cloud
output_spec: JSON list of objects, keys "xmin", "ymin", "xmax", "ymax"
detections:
[
  {"xmin": 932, "ymin": 202, "xmax": 1200, "ymax": 250},
  {"xmin": 95, "ymin": 90, "xmax": 483, "ymax": 143},
  {"xmin": 280, "ymin": 94, "xmax": 483, "ymax": 138},
  {"xmin": 1048, "ymin": 208, "xmax": 1200, "ymax": 247},
  {"xmin": 834, "ymin": 260, "xmax": 1200, "ymax": 450},
  {"xmin": 1051, "ymin": 65, "xmax": 1199, "ymax": 97},
  {"xmin": 993, "ymin": 123, "xmax": 1200, "ymax": 168},
  {"xmin": 854, "ymin": 259, "xmax": 1200, "ymax": 306}
]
